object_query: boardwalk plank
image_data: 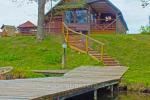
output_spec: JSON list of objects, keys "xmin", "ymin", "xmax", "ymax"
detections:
[{"xmin": 0, "ymin": 66, "xmax": 128, "ymax": 100}]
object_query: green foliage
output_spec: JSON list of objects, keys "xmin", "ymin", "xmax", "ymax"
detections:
[
  {"xmin": 42, "ymin": 53, "xmax": 61, "ymax": 64},
  {"xmin": 140, "ymin": 26, "xmax": 150, "ymax": 34},
  {"xmin": 0, "ymin": 54, "xmax": 21, "ymax": 61},
  {"xmin": 54, "ymin": 0, "xmax": 86, "ymax": 10},
  {"xmin": 8, "ymin": 68, "xmax": 45, "ymax": 79},
  {"xmin": 91, "ymin": 34, "xmax": 150, "ymax": 87}
]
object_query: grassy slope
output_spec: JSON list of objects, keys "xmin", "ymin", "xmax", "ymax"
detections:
[
  {"xmin": 92, "ymin": 34, "xmax": 150, "ymax": 87},
  {"xmin": 0, "ymin": 34, "xmax": 150, "ymax": 88},
  {"xmin": 0, "ymin": 35, "xmax": 100, "ymax": 78}
]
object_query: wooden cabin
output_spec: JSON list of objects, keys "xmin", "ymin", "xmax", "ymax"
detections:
[
  {"xmin": 0, "ymin": 25, "xmax": 17, "ymax": 36},
  {"xmin": 45, "ymin": 0, "xmax": 128, "ymax": 34},
  {"xmin": 17, "ymin": 21, "xmax": 37, "ymax": 35}
]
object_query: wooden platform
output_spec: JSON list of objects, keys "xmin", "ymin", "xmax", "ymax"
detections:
[
  {"xmin": 0, "ymin": 66, "xmax": 128, "ymax": 100},
  {"xmin": 32, "ymin": 70, "xmax": 69, "ymax": 74}
]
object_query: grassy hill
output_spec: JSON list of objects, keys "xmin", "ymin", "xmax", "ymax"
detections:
[
  {"xmin": 91, "ymin": 34, "xmax": 150, "ymax": 89},
  {"xmin": 0, "ymin": 35, "xmax": 100, "ymax": 78},
  {"xmin": 0, "ymin": 34, "xmax": 150, "ymax": 89}
]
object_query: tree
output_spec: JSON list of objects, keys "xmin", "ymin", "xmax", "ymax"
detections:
[
  {"xmin": 37, "ymin": 0, "xmax": 46, "ymax": 41},
  {"xmin": 141, "ymin": 0, "xmax": 150, "ymax": 8},
  {"xmin": 12, "ymin": 0, "xmax": 58, "ymax": 41},
  {"xmin": 140, "ymin": 26, "xmax": 150, "ymax": 34}
]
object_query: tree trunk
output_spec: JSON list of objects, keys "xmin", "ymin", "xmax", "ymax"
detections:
[{"xmin": 37, "ymin": 0, "xmax": 46, "ymax": 41}]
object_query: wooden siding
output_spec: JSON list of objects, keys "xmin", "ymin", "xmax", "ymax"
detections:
[
  {"xmin": 45, "ymin": 17, "xmax": 63, "ymax": 34},
  {"xmin": 116, "ymin": 19, "xmax": 127, "ymax": 34},
  {"xmin": 67, "ymin": 23, "xmax": 89, "ymax": 31},
  {"xmin": 91, "ymin": 30, "xmax": 116, "ymax": 34},
  {"xmin": 18, "ymin": 27, "xmax": 37, "ymax": 35}
]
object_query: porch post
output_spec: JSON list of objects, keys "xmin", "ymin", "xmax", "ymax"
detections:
[
  {"xmin": 94, "ymin": 89, "xmax": 97, "ymax": 100},
  {"xmin": 88, "ymin": 6, "xmax": 91, "ymax": 35}
]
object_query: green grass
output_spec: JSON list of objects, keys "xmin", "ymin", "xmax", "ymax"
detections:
[
  {"xmin": 0, "ymin": 34, "xmax": 150, "ymax": 89},
  {"xmin": 91, "ymin": 34, "xmax": 150, "ymax": 88},
  {"xmin": 0, "ymin": 35, "xmax": 100, "ymax": 78}
]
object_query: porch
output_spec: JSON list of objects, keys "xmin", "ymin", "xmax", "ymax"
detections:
[{"xmin": 65, "ymin": 10, "xmax": 118, "ymax": 34}]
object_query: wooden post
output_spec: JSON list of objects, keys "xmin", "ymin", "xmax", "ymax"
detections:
[
  {"xmin": 100, "ymin": 45, "xmax": 104, "ymax": 62},
  {"xmin": 88, "ymin": 6, "xmax": 91, "ymax": 35},
  {"xmin": 110, "ymin": 85, "xmax": 114, "ymax": 97},
  {"xmin": 62, "ymin": 23, "xmax": 64, "ymax": 34},
  {"xmin": 94, "ymin": 90, "xmax": 97, "ymax": 100},
  {"xmin": 66, "ymin": 29, "xmax": 69, "ymax": 43},
  {"xmin": 85, "ymin": 36, "xmax": 89, "ymax": 53}
]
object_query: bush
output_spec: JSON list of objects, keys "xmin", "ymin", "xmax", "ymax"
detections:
[{"xmin": 140, "ymin": 26, "xmax": 150, "ymax": 34}]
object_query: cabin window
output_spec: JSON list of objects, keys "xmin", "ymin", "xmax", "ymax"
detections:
[
  {"xmin": 76, "ymin": 10, "xmax": 88, "ymax": 24},
  {"xmin": 65, "ymin": 11, "xmax": 74, "ymax": 24},
  {"xmin": 65, "ymin": 10, "xmax": 88, "ymax": 24}
]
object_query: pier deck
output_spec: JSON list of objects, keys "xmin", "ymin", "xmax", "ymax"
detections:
[{"xmin": 0, "ymin": 66, "xmax": 128, "ymax": 100}]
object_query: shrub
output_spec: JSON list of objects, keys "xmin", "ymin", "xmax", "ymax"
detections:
[{"xmin": 140, "ymin": 26, "xmax": 150, "ymax": 34}]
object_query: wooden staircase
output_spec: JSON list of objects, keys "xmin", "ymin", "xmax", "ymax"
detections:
[{"xmin": 62, "ymin": 23, "xmax": 120, "ymax": 66}]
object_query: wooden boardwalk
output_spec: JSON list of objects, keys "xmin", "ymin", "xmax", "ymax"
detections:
[{"xmin": 0, "ymin": 66, "xmax": 128, "ymax": 100}]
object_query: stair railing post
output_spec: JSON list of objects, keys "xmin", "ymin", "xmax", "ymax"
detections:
[
  {"xmin": 66, "ymin": 29, "xmax": 69, "ymax": 43},
  {"xmin": 100, "ymin": 45, "xmax": 104, "ymax": 62},
  {"xmin": 86, "ymin": 35, "xmax": 89, "ymax": 53},
  {"xmin": 62, "ymin": 23, "xmax": 64, "ymax": 34},
  {"xmin": 62, "ymin": 23, "xmax": 67, "ymax": 43}
]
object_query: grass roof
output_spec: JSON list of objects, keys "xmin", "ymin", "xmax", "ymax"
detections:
[{"xmin": 54, "ymin": 0, "xmax": 86, "ymax": 10}]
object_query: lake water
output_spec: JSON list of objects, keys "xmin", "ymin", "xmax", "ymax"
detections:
[{"xmin": 66, "ymin": 92, "xmax": 150, "ymax": 100}]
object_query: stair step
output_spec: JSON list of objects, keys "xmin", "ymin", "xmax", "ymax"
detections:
[
  {"xmin": 69, "ymin": 41, "xmax": 82, "ymax": 43},
  {"xmin": 70, "ymin": 43, "xmax": 84, "ymax": 46},
  {"xmin": 103, "ymin": 58, "xmax": 116, "ymax": 61},
  {"xmin": 67, "ymin": 34, "xmax": 121, "ymax": 66},
  {"xmin": 95, "ymin": 56, "xmax": 112, "ymax": 59},
  {"xmin": 103, "ymin": 62, "xmax": 120, "ymax": 65},
  {"xmin": 104, "ymin": 61, "xmax": 119, "ymax": 64},
  {"xmin": 90, "ymin": 54, "xmax": 108, "ymax": 57},
  {"xmin": 105, "ymin": 64, "xmax": 121, "ymax": 66},
  {"xmin": 88, "ymin": 51, "xmax": 99, "ymax": 53}
]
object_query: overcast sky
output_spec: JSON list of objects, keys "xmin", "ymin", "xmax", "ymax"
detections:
[{"xmin": 0, "ymin": 0, "xmax": 150, "ymax": 33}]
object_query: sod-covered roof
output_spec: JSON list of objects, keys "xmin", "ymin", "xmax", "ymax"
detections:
[
  {"xmin": 46, "ymin": 0, "xmax": 86, "ymax": 16},
  {"xmin": 54, "ymin": 0, "xmax": 86, "ymax": 10}
]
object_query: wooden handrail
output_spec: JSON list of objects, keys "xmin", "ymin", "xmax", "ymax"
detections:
[
  {"xmin": 62, "ymin": 22, "xmax": 105, "ymax": 62},
  {"xmin": 62, "ymin": 22, "xmax": 105, "ymax": 46}
]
